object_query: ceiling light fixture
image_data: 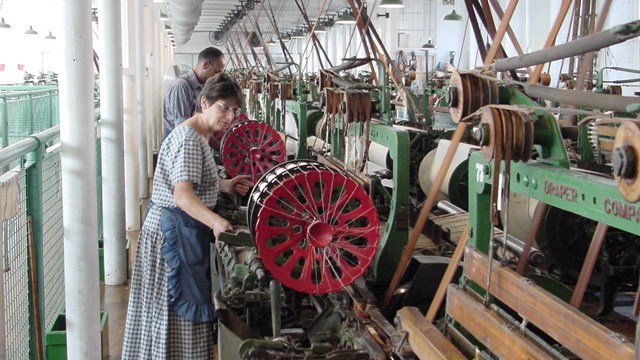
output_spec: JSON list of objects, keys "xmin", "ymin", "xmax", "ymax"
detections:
[
  {"xmin": 335, "ymin": 10, "xmax": 356, "ymax": 24},
  {"xmin": 25, "ymin": 26, "xmax": 38, "ymax": 35},
  {"xmin": 379, "ymin": 0, "xmax": 404, "ymax": 9},
  {"xmin": 421, "ymin": 39, "xmax": 436, "ymax": 49},
  {"xmin": 444, "ymin": 9, "xmax": 463, "ymax": 21},
  {"xmin": 160, "ymin": 12, "xmax": 169, "ymax": 21},
  {"xmin": 313, "ymin": 23, "xmax": 327, "ymax": 33},
  {"xmin": 44, "ymin": 31, "xmax": 56, "ymax": 40},
  {"xmin": 0, "ymin": 18, "xmax": 10, "ymax": 29}
]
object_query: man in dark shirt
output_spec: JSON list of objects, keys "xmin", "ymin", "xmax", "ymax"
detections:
[{"xmin": 162, "ymin": 47, "xmax": 225, "ymax": 139}]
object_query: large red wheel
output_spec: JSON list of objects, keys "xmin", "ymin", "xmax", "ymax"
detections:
[
  {"xmin": 248, "ymin": 161, "xmax": 380, "ymax": 294},
  {"xmin": 221, "ymin": 120, "xmax": 286, "ymax": 183}
]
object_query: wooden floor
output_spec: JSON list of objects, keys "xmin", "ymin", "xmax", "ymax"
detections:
[{"xmin": 100, "ymin": 230, "xmax": 138, "ymax": 360}]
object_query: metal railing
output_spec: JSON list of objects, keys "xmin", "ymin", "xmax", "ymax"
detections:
[
  {"xmin": 0, "ymin": 86, "xmax": 60, "ymax": 150},
  {"xmin": 0, "ymin": 86, "xmax": 102, "ymax": 359}
]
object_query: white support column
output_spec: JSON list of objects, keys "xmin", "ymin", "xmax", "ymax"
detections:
[
  {"xmin": 59, "ymin": 0, "xmax": 101, "ymax": 358},
  {"xmin": 98, "ymin": 0, "xmax": 127, "ymax": 285},
  {"xmin": 144, "ymin": 1, "xmax": 154, "ymax": 179},
  {"xmin": 122, "ymin": 0, "xmax": 141, "ymax": 232},
  {"xmin": 135, "ymin": 0, "xmax": 149, "ymax": 199}
]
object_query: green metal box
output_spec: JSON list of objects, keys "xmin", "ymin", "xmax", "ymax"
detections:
[{"xmin": 45, "ymin": 311, "xmax": 108, "ymax": 360}]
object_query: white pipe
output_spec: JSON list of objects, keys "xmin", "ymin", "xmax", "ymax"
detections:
[
  {"xmin": 123, "ymin": 75, "xmax": 141, "ymax": 231},
  {"xmin": 98, "ymin": 0, "xmax": 127, "ymax": 286},
  {"xmin": 122, "ymin": 0, "xmax": 141, "ymax": 231},
  {"xmin": 60, "ymin": 0, "xmax": 101, "ymax": 358},
  {"xmin": 135, "ymin": 0, "xmax": 149, "ymax": 199},
  {"xmin": 145, "ymin": 1, "xmax": 155, "ymax": 179},
  {"xmin": 150, "ymin": 8, "xmax": 161, "ymax": 153}
]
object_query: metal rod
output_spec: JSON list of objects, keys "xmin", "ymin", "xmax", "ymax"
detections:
[
  {"xmin": 135, "ymin": 0, "xmax": 149, "ymax": 199},
  {"xmin": 270, "ymin": 280, "xmax": 281, "ymax": 337},
  {"xmin": 523, "ymin": 83, "xmax": 640, "ymax": 113},
  {"xmin": 495, "ymin": 20, "xmax": 640, "ymax": 72},
  {"xmin": 436, "ymin": 200, "xmax": 466, "ymax": 214},
  {"xmin": 0, "ymin": 125, "xmax": 60, "ymax": 169}
]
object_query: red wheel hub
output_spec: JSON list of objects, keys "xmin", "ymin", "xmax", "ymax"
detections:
[
  {"xmin": 248, "ymin": 161, "xmax": 380, "ymax": 294},
  {"xmin": 221, "ymin": 120, "xmax": 286, "ymax": 183}
]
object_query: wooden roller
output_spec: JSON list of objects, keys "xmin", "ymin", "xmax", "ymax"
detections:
[{"xmin": 613, "ymin": 121, "xmax": 640, "ymax": 203}]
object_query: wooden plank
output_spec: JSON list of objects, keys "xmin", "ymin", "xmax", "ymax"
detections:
[
  {"xmin": 446, "ymin": 285, "xmax": 552, "ymax": 360},
  {"xmin": 464, "ymin": 248, "xmax": 634, "ymax": 360},
  {"xmin": 425, "ymin": 225, "xmax": 468, "ymax": 322},
  {"xmin": 484, "ymin": 0, "xmax": 519, "ymax": 65},
  {"xmin": 570, "ymin": 222, "xmax": 608, "ymax": 308},
  {"xmin": 396, "ymin": 307, "xmax": 466, "ymax": 360}
]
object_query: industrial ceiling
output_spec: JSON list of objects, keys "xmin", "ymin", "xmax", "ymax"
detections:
[{"xmin": 164, "ymin": 0, "xmax": 349, "ymax": 48}]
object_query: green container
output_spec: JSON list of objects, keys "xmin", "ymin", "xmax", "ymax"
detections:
[
  {"xmin": 45, "ymin": 311, "xmax": 108, "ymax": 360},
  {"xmin": 98, "ymin": 239, "xmax": 130, "ymax": 281}
]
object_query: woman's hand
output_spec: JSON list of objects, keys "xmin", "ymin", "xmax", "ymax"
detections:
[
  {"xmin": 210, "ymin": 215, "xmax": 233, "ymax": 239},
  {"xmin": 228, "ymin": 175, "xmax": 253, "ymax": 196}
]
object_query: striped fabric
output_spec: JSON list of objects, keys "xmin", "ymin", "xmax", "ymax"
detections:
[{"xmin": 163, "ymin": 69, "xmax": 203, "ymax": 133}]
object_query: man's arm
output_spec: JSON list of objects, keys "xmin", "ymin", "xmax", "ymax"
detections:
[{"xmin": 163, "ymin": 78, "xmax": 194, "ymax": 129}]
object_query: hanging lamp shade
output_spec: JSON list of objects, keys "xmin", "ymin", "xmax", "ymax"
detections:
[
  {"xmin": 444, "ymin": 9, "xmax": 463, "ymax": 21},
  {"xmin": 421, "ymin": 39, "xmax": 436, "ymax": 49},
  {"xmin": 313, "ymin": 23, "xmax": 327, "ymax": 33},
  {"xmin": 0, "ymin": 18, "xmax": 11, "ymax": 29},
  {"xmin": 379, "ymin": 0, "xmax": 404, "ymax": 9},
  {"xmin": 160, "ymin": 12, "xmax": 170, "ymax": 21},
  {"xmin": 44, "ymin": 31, "xmax": 56, "ymax": 40},
  {"xmin": 335, "ymin": 11, "xmax": 356, "ymax": 24},
  {"xmin": 25, "ymin": 25, "xmax": 38, "ymax": 35}
]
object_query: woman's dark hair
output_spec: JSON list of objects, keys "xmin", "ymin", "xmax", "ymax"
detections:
[{"xmin": 195, "ymin": 73, "xmax": 243, "ymax": 113}]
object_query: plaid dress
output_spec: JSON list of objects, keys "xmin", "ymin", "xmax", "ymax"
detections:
[{"xmin": 122, "ymin": 126, "xmax": 219, "ymax": 359}]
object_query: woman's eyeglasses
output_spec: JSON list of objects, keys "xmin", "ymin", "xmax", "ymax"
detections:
[{"xmin": 217, "ymin": 102, "xmax": 241, "ymax": 117}]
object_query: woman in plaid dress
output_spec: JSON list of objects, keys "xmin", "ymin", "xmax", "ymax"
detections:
[{"xmin": 122, "ymin": 74, "xmax": 252, "ymax": 359}]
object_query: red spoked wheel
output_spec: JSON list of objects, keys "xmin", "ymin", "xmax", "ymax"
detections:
[
  {"xmin": 209, "ymin": 112, "xmax": 249, "ymax": 151},
  {"xmin": 248, "ymin": 160, "xmax": 380, "ymax": 294},
  {"xmin": 221, "ymin": 120, "xmax": 286, "ymax": 183}
]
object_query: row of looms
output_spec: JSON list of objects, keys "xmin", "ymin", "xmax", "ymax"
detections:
[{"xmin": 164, "ymin": 0, "xmax": 640, "ymax": 359}]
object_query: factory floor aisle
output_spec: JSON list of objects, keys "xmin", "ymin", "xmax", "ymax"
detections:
[{"xmin": 100, "ymin": 229, "xmax": 138, "ymax": 360}]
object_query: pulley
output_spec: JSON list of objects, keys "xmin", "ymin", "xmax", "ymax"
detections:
[
  {"xmin": 448, "ymin": 71, "xmax": 499, "ymax": 123},
  {"xmin": 477, "ymin": 106, "xmax": 534, "ymax": 163},
  {"xmin": 538, "ymin": 73, "xmax": 552, "ymax": 86},
  {"xmin": 220, "ymin": 120, "xmax": 286, "ymax": 183},
  {"xmin": 612, "ymin": 120, "xmax": 640, "ymax": 202},
  {"xmin": 606, "ymin": 85, "xmax": 623, "ymax": 95},
  {"xmin": 247, "ymin": 160, "xmax": 380, "ymax": 294}
]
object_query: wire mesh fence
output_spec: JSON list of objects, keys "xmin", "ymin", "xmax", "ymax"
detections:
[
  {"xmin": 0, "ymin": 87, "xmax": 60, "ymax": 149},
  {"xmin": 0, "ymin": 86, "xmax": 104, "ymax": 359},
  {"xmin": 0, "ymin": 167, "xmax": 30, "ymax": 360}
]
